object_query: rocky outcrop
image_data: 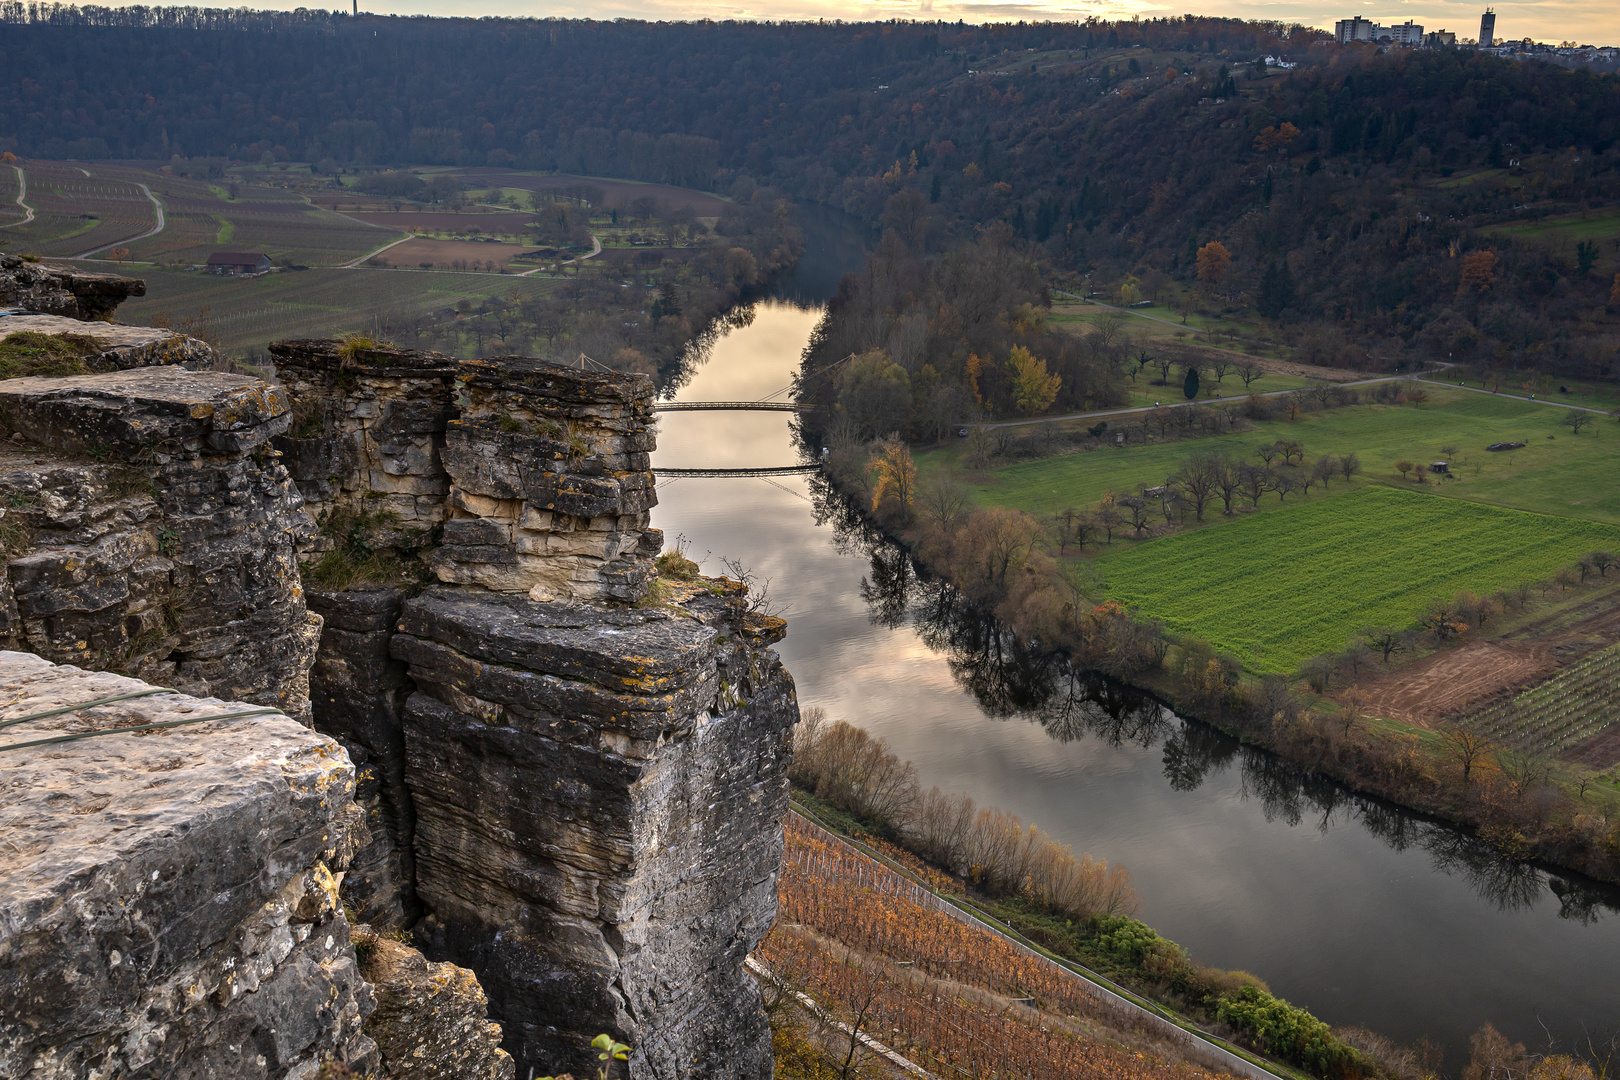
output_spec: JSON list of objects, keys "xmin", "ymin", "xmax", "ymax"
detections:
[
  {"xmin": 0, "ymin": 651, "xmax": 376, "ymax": 1079},
  {"xmin": 268, "ymin": 339, "xmax": 459, "ymax": 555},
  {"xmin": 307, "ymin": 587, "xmax": 420, "ymax": 930},
  {"xmin": 0, "ymin": 312, "xmax": 217, "ymax": 369},
  {"xmin": 357, "ymin": 935, "xmax": 515, "ymax": 1080},
  {"xmin": 433, "ymin": 355, "xmax": 661, "ymax": 603},
  {"xmin": 0, "ymin": 366, "xmax": 321, "ymax": 723},
  {"xmin": 391, "ymin": 584, "xmax": 795, "ymax": 1079},
  {"xmin": 0, "ymin": 254, "xmax": 145, "ymax": 321}
]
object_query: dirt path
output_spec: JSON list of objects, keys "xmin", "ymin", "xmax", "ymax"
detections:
[
  {"xmin": 1, "ymin": 165, "xmax": 34, "ymax": 229},
  {"xmin": 75, "ymin": 181, "xmax": 166, "ymax": 259}
]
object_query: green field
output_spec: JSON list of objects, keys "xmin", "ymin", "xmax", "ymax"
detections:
[
  {"xmin": 1485, "ymin": 208, "xmax": 1620, "ymax": 244},
  {"xmin": 1094, "ymin": 487, "xmax": 1620, "ymax": 672},
  {"xmin": 118, "ymin": 267, "xmax": 560, "ymax": 354},
  {"xmin": 920, "ymin": 386, "xmax": 1620, "ymax": 528}
]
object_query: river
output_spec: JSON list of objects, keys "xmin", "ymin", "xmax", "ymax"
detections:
[{"xmin": 650, "ymin": 256, "xmax": 1620, "ymax": 1063}]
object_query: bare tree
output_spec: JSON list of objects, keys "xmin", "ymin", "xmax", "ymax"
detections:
[
  {"xmin": 1338, "ymin": 452, "xmax": 1363, "ymax": 482},
  {"xmin": 1122, "ymin": 495, "xmax": 1151, "ymax": 536},
  {"xmin": 1438, "ymin": 724, "xmax": 1493, "ymax": 787},
  {"xmin": 1237, "ymin": 464, "xmax": 1272, "ymax": 507},
  {"xmin": 1176, "ymin": 453, "xmax": 1219, "ymax": 521},
  {"xmin": 1563, "ymin": 411, "xmax": 1594, "ymax": 435},
  {"xmin": 1362, "ymin": 626, "xmax": 1405, "ymax": 663},
  {"xmin": 920, "ymin": 474, "xmax": 971, "ymax": 535},
  {"xmin": 1237, "ymin": 362, "xmax": 1265, "ymax": 389}
]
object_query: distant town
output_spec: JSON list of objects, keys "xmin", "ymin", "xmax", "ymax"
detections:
[{"xmin": 1334, "ymin": 6, "xmax": 1619, "ymax": 67}]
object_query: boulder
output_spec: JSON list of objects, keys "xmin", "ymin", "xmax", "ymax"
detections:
[{"xmin": 0, "ymin": 651, "xmax": 376, "ymax": 1079}]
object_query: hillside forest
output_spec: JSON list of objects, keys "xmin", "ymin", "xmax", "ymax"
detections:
[{"xmin": 2, "ymin": 9, "xmax": 1619, "ymax": 381}]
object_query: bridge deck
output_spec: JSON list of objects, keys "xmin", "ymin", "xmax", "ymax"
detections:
[
  {"xmin": 656, "ymin": 465, "xmax": 819, "ymax": 478},
  {"xmin": 653, "ymin": 401, "xmax": 809, "ymax": 412}
]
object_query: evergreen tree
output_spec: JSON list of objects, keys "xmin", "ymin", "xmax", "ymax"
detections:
[
  {"xmin": 1258, "ymin": 261, "xmax": 1295, "ymax": 319},
  {"xmin": 1183, "ymin": 366, "xmax": 1200, "ymax": 400}
]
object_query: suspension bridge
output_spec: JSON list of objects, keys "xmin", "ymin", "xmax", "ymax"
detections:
[
  {"xmin": 653, "ymin": 401, "xmax": 810, "ymax": 412},
  {"xmin": 655, "ymin": 465, "xmax": 819, "ymax": 478}
]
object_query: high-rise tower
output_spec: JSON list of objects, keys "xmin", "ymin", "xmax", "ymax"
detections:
[{"xmin": 1479, "ymin": 7, "xmax": 1496, "ymax": 47}]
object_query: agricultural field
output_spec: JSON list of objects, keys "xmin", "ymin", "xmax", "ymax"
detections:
[
  {"xmin": 117, "ymin": 267, "xmax": 560, "ymax": 355},
  {"xmin": 371, "ymin": 237, "xmax": 531, "ymax": 271},
  {"xmin": 919, "ymin": 385, "xmax": 1620, "ymax": 528},
  {"xmin": 344, "ymin": 209, "xmax": 535, "ymax": 239},
  {"xmin": 1462, "ymin": 641, "xmax": 1620, "ymax": 761},
  {"xmin": 457, "ymin": 167, "xmax": 731, "ymax": 216},
  {"xmin": 769, "ymin": 813, "xmax": 1233, "ymax": 1080},
  {"xmin": 0, "ymin": 162, "xmax": 157, "ymax": 258},
  {"xmin": 1093, "ymin": 486, "xmax": 1620, "ymax": 672},
  {"xmin": 0, "ymin": 166, "xmax": 23, "ymax": 227}
]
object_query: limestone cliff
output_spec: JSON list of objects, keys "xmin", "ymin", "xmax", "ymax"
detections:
[
  {"xmin": 0, "ymin": 254, "xmax": 145, "ymax": 321},
  {"xmin": 0, "ymin": 653, "xmax": 376, "ymax": 1079},
  {"xmin": 275, "ymin": 341, "xmax": 799, "ymax": 1079},
  {"xmin": 0, "ymin": 367, "xmax": 322, "ymax": 721},
  {"xmin": 0, "ymin": 321, "xmax": 797, "ymax": 1079}
]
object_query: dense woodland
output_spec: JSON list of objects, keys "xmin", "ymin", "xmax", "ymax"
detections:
[{"xmin": 3, "ymin": 8, "xmax": 1619, "ymax": 379}]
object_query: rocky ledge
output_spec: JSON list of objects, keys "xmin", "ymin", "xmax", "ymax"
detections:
[
  {"xmin": 0, "ymin": 367, "xmax": 321, "ymax": 722},
  {"xmin": 0, "ymin": 312, "xmax": 217, "ymax": 370},
  {"xmin": 0, "ymin": 651, "xmax": 375, "ymax": 1079},
  {"xmin": 0, "ymin": 254, "xmax": 146, "ymax": 321}
]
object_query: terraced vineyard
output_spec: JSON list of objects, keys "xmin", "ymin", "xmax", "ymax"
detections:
[
  {"xmin": 118, "ymin": 267, "xmax": 562, "ymax": 353},
  {"xmin": 1461, "ymin": 642, "xmax": 1620, "ymax": 758},
  {"xmin": 1, "ymin": 163, "xmax": 157, "ymax": 257}
]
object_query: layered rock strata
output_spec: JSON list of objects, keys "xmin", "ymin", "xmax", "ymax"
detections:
[
  {"xmin": 268, "ymin": 339, "xmax": 459, "ymax": 555},
  {"xmin": 307, "ymin": 587, "xmax": 420, "ymax": 929},
  {"xmin": 0, "ymin": 253, "xmax": 145, "ymax": 321},
  {"xmin": 390, "ymin": 585, "xmax": 795, "ymax": 1079},
  {"xmin": 433, "ymin": 355, "xmax": 661, "ymax": 603},
  {"xmin": 0, "ymin": 652, "xmax": 376, "ymax": 1079},
  {"xmin": 0, "ymin": 367, "xmax": 321, "ymax": 722},
  {"xmin": 0, "ymin": 312, "xmax": 217, "ymax": 369}
]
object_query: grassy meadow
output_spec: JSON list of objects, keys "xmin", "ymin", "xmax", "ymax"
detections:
[
  {"xmin": 1092, "ymin": 486, "xmax": 1620, "ymax": 671},
  {"xmin": 920, "ymin": 386, "xmax": 1620, "ymax": 528}
]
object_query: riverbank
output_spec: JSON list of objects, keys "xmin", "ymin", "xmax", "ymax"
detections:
[{"xmin": 814, "ymin": 451, "xmax": 1620, "ymax": 889}]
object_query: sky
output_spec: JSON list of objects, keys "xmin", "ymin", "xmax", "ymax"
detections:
[{"xmin": 111, "ymin": 0, "xmax": 1620, "ymax": 48}]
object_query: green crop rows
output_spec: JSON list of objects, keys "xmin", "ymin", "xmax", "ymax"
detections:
[
  {"xmin": 1463, "ymin": 642, "xmax": 1620, "ymax": 757},
  {"xmin": 1094, "ymin": 486, "xmax": 1620, "ymax": 673}
]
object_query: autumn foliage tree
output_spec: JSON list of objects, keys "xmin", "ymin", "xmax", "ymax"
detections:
[
  {"xmin": 1008, "ymin": 344, "xmax": 1061, "ymax": 415},
  {"xmin": 1196, "ymin": 241, "xmax": 1231, "ymax": 293},
  {"xmin": 869, "ymin": 437, "xmax": 917, "ymax": 525},
  {"xmin": 1457, "ymin": 250, "xmax": 1499, "ymax": 296}
]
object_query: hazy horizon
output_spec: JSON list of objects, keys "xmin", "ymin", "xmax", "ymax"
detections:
[{"xmin": 69, "ymin": 0, "xmax": 1620, "ymax": 50}]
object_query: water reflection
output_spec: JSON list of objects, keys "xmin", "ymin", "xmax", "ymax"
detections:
[{"xmin": 832, "ymin": 480, "xmax": 1620, "ymax": 924}]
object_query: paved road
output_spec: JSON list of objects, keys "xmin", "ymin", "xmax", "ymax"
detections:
[
  {"xmin": 1, "ymin": 166, "xmax": 33, "ymax": 230},
  {"xmin": 76, "ymin": 182, "xmax": 166, "ymax": 259}
]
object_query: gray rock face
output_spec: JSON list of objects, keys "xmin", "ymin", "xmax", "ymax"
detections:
[
  {"xmin": 357, "ymin": 935, "xmax": 515, "ymax": 1080},
  {"xmin": 433, "ymin": 355, "xmax": 661, "ymax": 603},
  {"xmin": 390, "ymin": 586, "xmax": 796, "ymax": 1080},
  {"xmin": 0, "ymin": 313, "xmax": 217, "ymax": 369},
  {"xmin": 0, "ymin": 652, "xmax": 376, "ymax": 1080},
  {"xmin": 268, "ymin": 340, "xmax": 458, "ymax": 554},
  {"xmin": 0, "ymin": 368, "xmax": 321, "ymax": 722},
  {"xmin": 307, "ymin": 588, "xmax": 420, "ymax": 929},
  {"xmin": 0, "ymin": 254, "xmax": 145, "ymax": 321}
]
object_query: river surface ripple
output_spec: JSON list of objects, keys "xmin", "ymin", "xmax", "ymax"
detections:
[{"xmin": 651, "ymin": 300, "xmax": 1620, "ymax": 1064}]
